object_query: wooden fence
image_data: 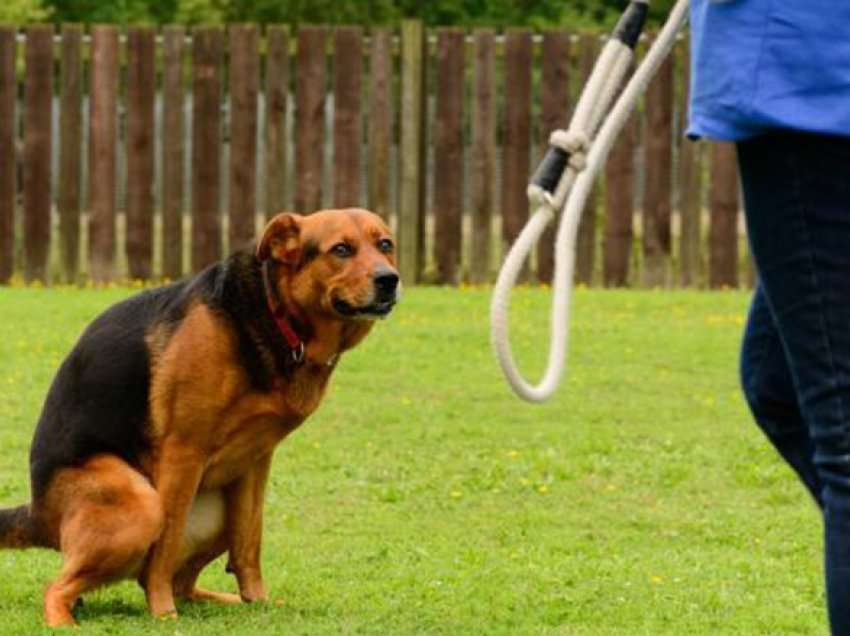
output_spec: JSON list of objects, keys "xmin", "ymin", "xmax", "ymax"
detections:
[{"xmin": 0, "ymin": 23, "xmax": 747, "ymax": 288}]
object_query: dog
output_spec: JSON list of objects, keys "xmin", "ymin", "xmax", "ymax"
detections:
[{"xmin": 0, "ymin": 208, "xmax": 399, "ymax": 626}]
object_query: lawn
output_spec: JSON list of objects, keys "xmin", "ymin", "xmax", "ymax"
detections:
[{"xmin": 0, "ymin": 285, "xmax": 826, "ymax": 635}]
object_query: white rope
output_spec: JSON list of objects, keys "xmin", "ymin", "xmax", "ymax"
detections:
[{"xmin": 491, "ymin": 0, "xmax": 690, "ymax": 403}]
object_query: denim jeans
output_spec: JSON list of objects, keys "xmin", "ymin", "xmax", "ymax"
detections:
[{"xmin": 738, "ymin": 130, "xmax": 850, "ymax": 635}]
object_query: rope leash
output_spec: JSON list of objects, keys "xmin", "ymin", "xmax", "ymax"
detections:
[{"xmin": 490, "ymin": 0, "xmax": 690, "ymax": 403}]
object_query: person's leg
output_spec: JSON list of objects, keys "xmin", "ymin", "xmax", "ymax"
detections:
[
  {"xmin": 738, "ymin": 130, "xmax": 850, "ymax": 635},
  {"xmin": 740, "ymin": 285, "xmax": 823, "ymax": 506}
]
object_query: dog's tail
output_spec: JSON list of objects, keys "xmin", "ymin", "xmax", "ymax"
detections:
[{"xmin": 0, "ymin": 504, "xmax": 39, "ymax": 549}]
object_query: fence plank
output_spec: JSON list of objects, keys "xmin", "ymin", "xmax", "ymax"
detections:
[
  {"xmin": 433, "ymin": 28, "xmax": 464, "ymax": 285},
  {"xmin": 709, "ymin": 141, "xmax": 738, "ymax": 288},
  {"xmin": 162, "ymin": 26, "xmax": 185, "ymax": 280},
  {"xmin": 537, "ymin": 30, "xmax": 570, "ymax": 284},
  {"xmin": 501, "ymin": 29, "xmax": 531, "ymax": 270},
  {"xmin": 399, "ymin": 20, "xmax": 426, "ymax": 284},
  {"xmin": 58, "ymin": 25, "xmax": 82, "ymax": 283},
  {"xmin": 265, "ymin": 25, "xmax": 288, "ymax": 220},
  {"xmin": 126, "ymin": 27, "xmax": 156, "ymax": 280},
  {"xmin": 295, "ymin": 26, "xmax": 326, "ymax": 213},
  {"xmin": 603, "ymin": 112, "xmax": 636, "ymax": 287},
  {"xmin": 642, "ymin": 40, "xmax": 673, "ymax": 287},
  {"xmin": 575, "ymin": 34, "xmax": 598, "ymax": 285},
  {"xmin": 333, "ymin": 26, "xmax": 362, "ymax": 208},
  {"xmin": 23, "ymin": 26, "xmax": 53, "ymax": 283},
  {"xmin": 191, "ymin": 27, "xmax": 223, "ymax": 272},
  {"xmin": 367, "ymin": 28, "xmax": 391, "ymax": 221},
  {"xmin": 0, "ymin": 28, "xmax": 15, "ymax": 284},
  {"xmin": 228, "ymin": 24, "xmax": 259, "ymax": 251},
  {"xmin": 88, "ymin": 26, "xmax": 118, "ymax": 283},
  {"xmin": 678, "ymin": 42, "xmax": 702, "ymax": 287},
  {"xmin": 469, "ymin": 28, "xmax": 495, "ymax": 285}
]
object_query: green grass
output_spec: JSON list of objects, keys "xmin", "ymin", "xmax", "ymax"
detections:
[{"xmin": 0, "ymin": 286, "xmax": 826, "ymax": 635}]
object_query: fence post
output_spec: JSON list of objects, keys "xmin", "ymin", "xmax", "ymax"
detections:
[
  {"xmin": 265, "ymin": 25, "xmax": 289, "ymax": 221},
  {"xmin": 469, "ymin": 28, "xmax": 495, "ymax": 285},
  {"xmin": 88, "ymin": 25, "xmax": 118, "ymax": 283},
  {"xmin": 294, "ymin": 25, "xmax": 326, "ymax": 214},
  {"xmin": 501, "ymin": 29, "xmax": 531, "ymax": 278},
  {"xmin": 399, "ymin": 19, "xmax": 426, "ymax": 284},
  {"xmin": 333, "ymin": 26, "xmax": 362, "ymax": 208},
  {"xmin": 0, "ymin": 28, "xmax": 15, "ymax": 284},
  {"xmin": 191, "ymin": 26, "xmax": 223, "ymax": 272},
  {"xmin": 433, "ymin": 27, "xmax": 464, "ymax": 285},
  {"xmin": 642, "ymin": 37, "xmax": 673, "ymax": 287},
  {"xmin": 228, "ymin": 24, "xmax": 259, "ymax": 251},
  {"xmin": 367, "ymin": 28, "xmax": 392, "ymax": 221},
  {"xmin": 162, "ymin": 26, "xmax": 185, "ymax": 280},
  {"xmin": 58, "ymin": 24, "xmax": 83, "ymax": 284},
  {"xmin": 709, "ymin": 141, "xmax": 738, "ymax": 288},
  {"xmin": 126, "ymin": 26, "xmax": 156, "ymax": 280},
  {"xmin": 24, "ymin": 25, "xmax": 53, "ymax": 284}
]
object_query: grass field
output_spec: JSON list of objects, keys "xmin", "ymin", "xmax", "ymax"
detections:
[{"xmin": 0, "ymin": 285, "xmax": 826, "ymax": 635}]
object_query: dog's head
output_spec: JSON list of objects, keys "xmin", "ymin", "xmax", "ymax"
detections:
[{"xmin": 257, "ymin": 208, "xmax": 400, "ymax": 323}]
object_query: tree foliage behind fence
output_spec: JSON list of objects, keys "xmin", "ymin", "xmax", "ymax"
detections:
[{"xmin": 0, "ymin": 23, "xmax": 748, "ymax": 287}]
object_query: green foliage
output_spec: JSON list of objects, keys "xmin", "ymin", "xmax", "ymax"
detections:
[
  {"xmin": 0, "ymin": 0, "xmax": 50, "ymax": 24},
  {"xmin": 39, "ymin": 0, "xmax": 682, "ymax": 27},
  {"xmin": 0, "ymin": 286, "xmax": 825, "ymax": 634}
]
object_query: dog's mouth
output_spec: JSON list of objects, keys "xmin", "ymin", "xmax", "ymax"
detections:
[{"xmin": 332, "ymin": 297, "xmax": 396, "ymax": 320}]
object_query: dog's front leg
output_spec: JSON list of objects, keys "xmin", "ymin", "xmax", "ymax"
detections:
[
  {"xmin": 224, "ymin": 453, "xmax": 272, "ymax": 602},
  {"xmin": 145, "ymin": 440, "xmax": 206, "ymax": 618}
]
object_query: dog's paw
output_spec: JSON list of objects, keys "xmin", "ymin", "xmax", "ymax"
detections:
[{"xmin": 188, "ymin": 588, "xmax": 243, "ymax": 605}]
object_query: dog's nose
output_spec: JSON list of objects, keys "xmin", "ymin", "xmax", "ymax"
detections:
[{"xmin": 373, "ymin": 270, "xmax": 399, "ymax": 296}]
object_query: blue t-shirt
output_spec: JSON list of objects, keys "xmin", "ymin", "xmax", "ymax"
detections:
[{"xmin": 688, "ymin": 0, "xmax": 850, "ymax": 141}]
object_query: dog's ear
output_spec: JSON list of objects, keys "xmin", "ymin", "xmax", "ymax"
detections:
[{"xmin": 257, "ymin": 213, "xmax": 303, "ymax": 265}]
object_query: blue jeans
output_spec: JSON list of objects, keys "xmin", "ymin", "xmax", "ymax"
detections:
[{"xmin": 738, "ymin": 130, "xmax": 850, "ymax": 635}]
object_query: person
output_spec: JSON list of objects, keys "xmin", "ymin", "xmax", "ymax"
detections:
[{"xmin": 688, "ymin": 2, "xmax": 850, "ymax": 634}]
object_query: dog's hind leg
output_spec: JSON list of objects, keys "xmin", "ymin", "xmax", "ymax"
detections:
[
  {"xmin": 41, "ymin": 455, "xmax": 163, "ymax": 627},
  {"xmin": 172, "ymin": 534, "xmax": 242, "ymax": 605}
]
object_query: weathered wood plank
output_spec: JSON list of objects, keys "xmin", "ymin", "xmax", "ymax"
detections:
[
  {"xmin": 0, "ymin": 28, "xmax": 16, "ymax": 283},
  {"xmin": 432, "ymin": 28, "xmax": 464, "ymax": 285},
  {"xmin": 603, "ymin": 112, "xmax": 636, "ymax": 287},
  {"xmin": 709, "ymin": 141, "xmax": 739, "ymax": 288},
  {"xmin": 161, "ymin": 26, "xmax": 185, "ymax": 280},
  {"xmin": 332, "ymin": 26, "xmax": 362, "ymax": 208},
  {"xmin": 398, "ymin": 19, "xmax": 426, "ymax": 284},
  {"xmin": 294, "ymin": 26, "xmax": 326, "ymax": 213},
  {"xmin": 126, "ymin": 26, "xmax": 156, "ymax": 280},
  {"xmin": 501, "ymin": 29, "xmax": 532, "ymax": 272},
  {"xmin": 58, "ymin": 24, "xmax": 83, "ymax": 283},
  {"xmin": 469, "ymin": 28, "xmax": 496, "ymax": 285},
  {"xmin": 228, "ymin": 24, "xmax": 259, "ymax": 250},
  {"xmin": 367, "ymin": 28, "xmax": 391, "ymax": 221},
  {"xmin": 23, "ymin": 25, "xmax": 53, "ymax": 283},
  {"xmin": 191, "ymin": 26, "xmax": 223, "ymax": 271},
  {"xmin": 264, "ymin": 25, "xmax": 288, "ymax": 220},
  {"xmin": 88, "ymin": 26, "xmax": 119, "ymax": 283}
]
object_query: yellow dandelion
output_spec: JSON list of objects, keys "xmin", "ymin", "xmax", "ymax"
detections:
[
  {"xmin": 507, "ymin": 449, "xmax": 519, "ymax": 459},
  {"xmin": 537, "ymin": 484, "xmax": 548, "ymax": 494},
  {"xmin": 450, "ymin": 490, "xmax": 462, "ymax": 499}
]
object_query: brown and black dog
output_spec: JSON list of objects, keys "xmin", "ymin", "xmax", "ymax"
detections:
[{"xmin": 0, "ymin": 208, "xmax": 399, "ymax": 626}]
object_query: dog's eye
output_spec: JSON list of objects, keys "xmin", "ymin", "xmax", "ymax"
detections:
[
  {"xmin": 330, "ymin": 243, "xmax": 353, "ymax": 258},
  {"xmin": 377, "ymin": 239, "xmax": 394, "ymax": 254}
]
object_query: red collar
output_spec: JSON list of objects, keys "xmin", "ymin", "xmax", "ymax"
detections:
[{"xmin": 262, "ymin": 262, "xmax": 305, "ymax": 365}]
